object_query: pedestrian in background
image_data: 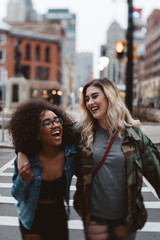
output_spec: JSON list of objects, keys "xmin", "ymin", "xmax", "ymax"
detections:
[
  {"xmin": 8, "ymin": 98, "xmax": 78, "ymax": 240},
  {"xmin": 74, "ymin": 77, "xmax": 160, "ymax": 240}
]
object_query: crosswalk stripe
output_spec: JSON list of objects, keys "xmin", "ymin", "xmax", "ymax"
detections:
[
  {"xmin": 0, "ymin": 168, "xmax": 159, "ymax": 235},
  {"xmin": 0, "ymin": 183, "xmax": 77, "ymax": 190},
  {"xmin": 0, "ymin": 216, "xmax": 160, "ymax": 232},
  {"xmin": 0, "ymin": 216, "xmax": 19, "ymax": 226},
  {"xmin": 0, "ymin": 195, "xmax": 160, "ymax": 210},
  {"xmin": 0, "ymin": 172, "xmax": 13, "ymax": 176},
  {"xmin": 0, "ymin": 196, "xmax": 17, "ymax": 204},
  {"xmin": 144, "ymin": 201, "xmax": 160, "ymax": 208},
  {"xmin": 141, "ymin": 222, "xmax": 160, "ymax": 232},
  {"xmin": 68, "ymin": 220, "xmax": 83, "ymax": 229},
  {"xmin": 0, "ymin": 158, "xmax": 15, "ymax": 174},
  {"xmin": 70, "ymin": 185, "xmax": 76, "ymax": 190},
  {"xmin": 0, "ymin": 183, "xmax": 152, "ymax": 194},
  {"xmin": 143, "ymin": 177, "xmax": 159, "ymax": 199},
  {"xmin": 0, "ymin": 183, "xmax": 12, "ymax": 188}
]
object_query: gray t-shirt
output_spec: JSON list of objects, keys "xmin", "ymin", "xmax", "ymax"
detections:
[{"xmin": 91, "ymin": 125, "xmax": 127, "ymax": 220}]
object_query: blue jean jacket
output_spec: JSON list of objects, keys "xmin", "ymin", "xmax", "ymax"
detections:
[{"xmin": 11, "ymin": 145, "xmax": 77, "ymax": 230}]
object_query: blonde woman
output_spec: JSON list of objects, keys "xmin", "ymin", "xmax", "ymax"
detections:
[{"xmin": 74, "ymin": 78, "xmax": 160, "ymax": 240}]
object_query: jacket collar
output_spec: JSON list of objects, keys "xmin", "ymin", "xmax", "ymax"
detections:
[
  {"xmin": 125, "ymin": 127, "xmax": 140, "ymax": 141},
  {"xmin": 65, "ymin": 144, "xmax": 77, "ymax": 156}
]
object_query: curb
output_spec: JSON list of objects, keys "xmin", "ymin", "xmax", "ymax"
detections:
[{"xmin": 0, "ymin": 144, "xmax": 14, "ymax": 149}]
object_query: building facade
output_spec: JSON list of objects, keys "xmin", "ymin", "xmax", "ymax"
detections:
[
  {"xmin": 138, "ymin": 9, "xmax": 160, "ymax": 108},
  {"xmin": 6, "ymin": 0, "xmax": 37, "ymax": 23},
  {"xmin": 76, "ymin": 52, "xmax": 93, "ymax": 101},
  {"xmin": 46, "ymin": 9, "xmax": 76, "ymax": 107},
  {"xmin": 105, "ymin": 21, "xmax": 126, "ymax": 85},
  {"xmin": 0, "ymin": 22, "xmax": 62, "ymax": 105}
]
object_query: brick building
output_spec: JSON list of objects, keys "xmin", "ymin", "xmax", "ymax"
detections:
[
  {"xmin": 138, "ymin": 9, "xmax": 160, "ymax": 107},
  {"xmin": 0, "ymin": 21, "xmax": 64, "ymax": 105}
]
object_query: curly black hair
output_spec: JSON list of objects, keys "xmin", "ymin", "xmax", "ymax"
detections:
[{"xmin": 8, "ymin": 98, "xmax": 75, "ymax": 157}]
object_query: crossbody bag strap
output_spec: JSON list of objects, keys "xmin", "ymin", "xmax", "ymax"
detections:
[{"xmin": 92, "ymin": 132, "xmax": 116, "ymax": 178}]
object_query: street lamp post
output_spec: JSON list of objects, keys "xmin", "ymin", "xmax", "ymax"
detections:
[{"xmin": 125, "ymin": 0, "xmax": 133, "ymax": 114}]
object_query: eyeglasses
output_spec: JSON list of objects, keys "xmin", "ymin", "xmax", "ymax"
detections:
[{"xmin": 41, "ymin": 117, "xmax": 63, "ymax": 129}]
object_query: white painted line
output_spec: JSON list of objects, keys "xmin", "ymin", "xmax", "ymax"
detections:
[
  {"xmin": 0, "ymin": 216, "xmax": 19, "ymax": 226},
  {"xmin": 68, "ymin": 220, "xmax": 83, "ymax": 229},
  {"xmin": 0, "ymin": 216, "xmax": 160, "ymax": 232},
  {"xmin": 144, "ymin": 201, "xmax": 160, "ymax": 209},
  {"xmin": 70, "ymin": 185, "xmax": 76, "ymax": 191},
  {"xmin": 143, "ymin": 177, "xmax": 159, "ymax": 199},
  {"xmin": 0, "ymin": 158, "xmax": 15, "ymax": 174},
  {"xmin": 140, "ymin": 222, "xmax": 160, "ymax": 232},
  {"xmin": 70, "ymin": 186, "xmax": 152, "ymax": 192},
  {"xmin": 142, "ymin": 187, "xmax": 151, "ymax": 192},
  {"xmin": 0, "ymin": 196, "xmax": 17, "ymax": 204},
  {"xmin": 0, "ymin": 194, "xmax": 159, "ymax": 210},
  {"xmin": 0, "ymin": 172, "xmax": 13, "ymax": 176},
  {"xmin": 0, "ymin": 183, "xmax": 75, "ymax": 189},
  {"xmin": 0, "ymin": 197, "xmax": 72, "ymax": 207},
  {"xmin": 0, "ymin": 183, "xmax": 12, "ymax": 188},
  {"xmin": 0, "ymin": 216, "xmax": 84, "ymax": 229},
  {"xmin": 69, "ymin": 200, "xmax": 73, "ymax": 206}
]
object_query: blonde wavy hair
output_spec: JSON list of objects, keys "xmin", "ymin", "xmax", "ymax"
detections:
[{"xmin": 80, "ymin": 78, "xmax": 141, "ymax": 150}]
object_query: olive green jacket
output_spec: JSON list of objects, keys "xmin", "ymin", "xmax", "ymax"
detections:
[{"xmin": 73, "ymin": 123, "xmax": 160, "ymax": 233}]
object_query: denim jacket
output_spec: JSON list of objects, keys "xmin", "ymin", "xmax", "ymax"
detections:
[
  {"xmin": 11, "ymin": 144, "xmax": 77, "ymax": 230},
  {"xmin": 73, "ymin": 125, "xmax": 160, "ymax": 233}
]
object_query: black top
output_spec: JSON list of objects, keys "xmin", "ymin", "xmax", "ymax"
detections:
[{"xmin": 39, "ymin": 171, "xmax": 67, "ymax": 200}]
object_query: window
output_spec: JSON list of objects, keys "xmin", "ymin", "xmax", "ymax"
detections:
[
  {"xmin": 25, "ymin": 43, "xmax": 31, "ymax": 60},
  {"xmin": 12, "ymin": 84, "xmax": 19, "ymax": 102},
  {"xmin": 35, "ymin": 45, "xmax": 40, "ymax": 61},
  {"xmin": 36, "ymin": 67, "xmax": 49, "ymax": 80},
  {"xmin": 0, "ymin": 49, "xmax": 5, "ymax": 62},
  {"xmin": 45, "ymin": 46, "xmax": 50, "ymax": 62},
  {"xmin": 0, "ymin": 34, "xmax": 5, "ymax": 45},
  {"xmin": 22, "ymin": 65, "xmax": 30, "ymax": 79}
]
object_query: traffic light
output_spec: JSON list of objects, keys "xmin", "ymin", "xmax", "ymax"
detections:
[
  {"xmin": 115, "ymin": 41, "xmax": 125, "ymax": 60},
  {"xmin": 133, "ymin": 44, "xmax": 139, "ymax": 60}
]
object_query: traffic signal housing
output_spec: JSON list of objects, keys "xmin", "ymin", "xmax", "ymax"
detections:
[{"xmin": 115, "ymin": 41, "xmax": 125, "ymax": 60}]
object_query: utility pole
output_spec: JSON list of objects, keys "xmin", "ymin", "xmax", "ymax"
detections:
[{"xmin": 125, "ymin": 0, "xmax": 133, "ymax": 113}]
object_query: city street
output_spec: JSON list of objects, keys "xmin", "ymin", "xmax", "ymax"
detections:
[
  {"xmin": 0, "ymin": 0, "xmax": 160, "ymax": 238},
  {"xmin": 0, "ymin": 106, "xmax": 160, "ymax": 240}
]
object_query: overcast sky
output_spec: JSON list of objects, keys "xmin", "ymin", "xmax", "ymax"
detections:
[{"xmin": 0, "ymin": 0, "xmax": 160, "ymax": 76}]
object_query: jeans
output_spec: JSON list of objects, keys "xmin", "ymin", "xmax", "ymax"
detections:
[{"xmin": 85, "ymin": 216, "xmax": 137, "ymax": 240}]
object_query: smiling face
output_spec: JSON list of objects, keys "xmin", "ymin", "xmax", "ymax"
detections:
[
  {"xmin": 85, "ymin": 86, "xmax": 108, "ymax": 124},
  {"xmin": 37, "ymin": 110, "xmax": 63, "ymax": 148}
]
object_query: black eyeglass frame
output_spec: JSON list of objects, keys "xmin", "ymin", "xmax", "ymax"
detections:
[{"xmin": 41, "ymin": 117, "xmax": 63, "ymax": 129}]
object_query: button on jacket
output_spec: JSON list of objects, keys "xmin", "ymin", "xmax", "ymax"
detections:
[{"xmin": 11, "ymin": 145, "xmax": 77, "ymax": 230}]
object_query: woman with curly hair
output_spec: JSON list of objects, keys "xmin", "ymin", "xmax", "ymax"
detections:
[
  {"xmin": 8, "ymin": 98, "xmax": 78, "ymax": 240},
  {"xmin": 74, "ymin": 78, "xmax": 160, "ymax": 240}
]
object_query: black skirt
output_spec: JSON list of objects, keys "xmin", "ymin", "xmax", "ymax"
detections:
[{"xmin": 20, "ymin": 199, "xmax": 68, "ymax": 240}]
